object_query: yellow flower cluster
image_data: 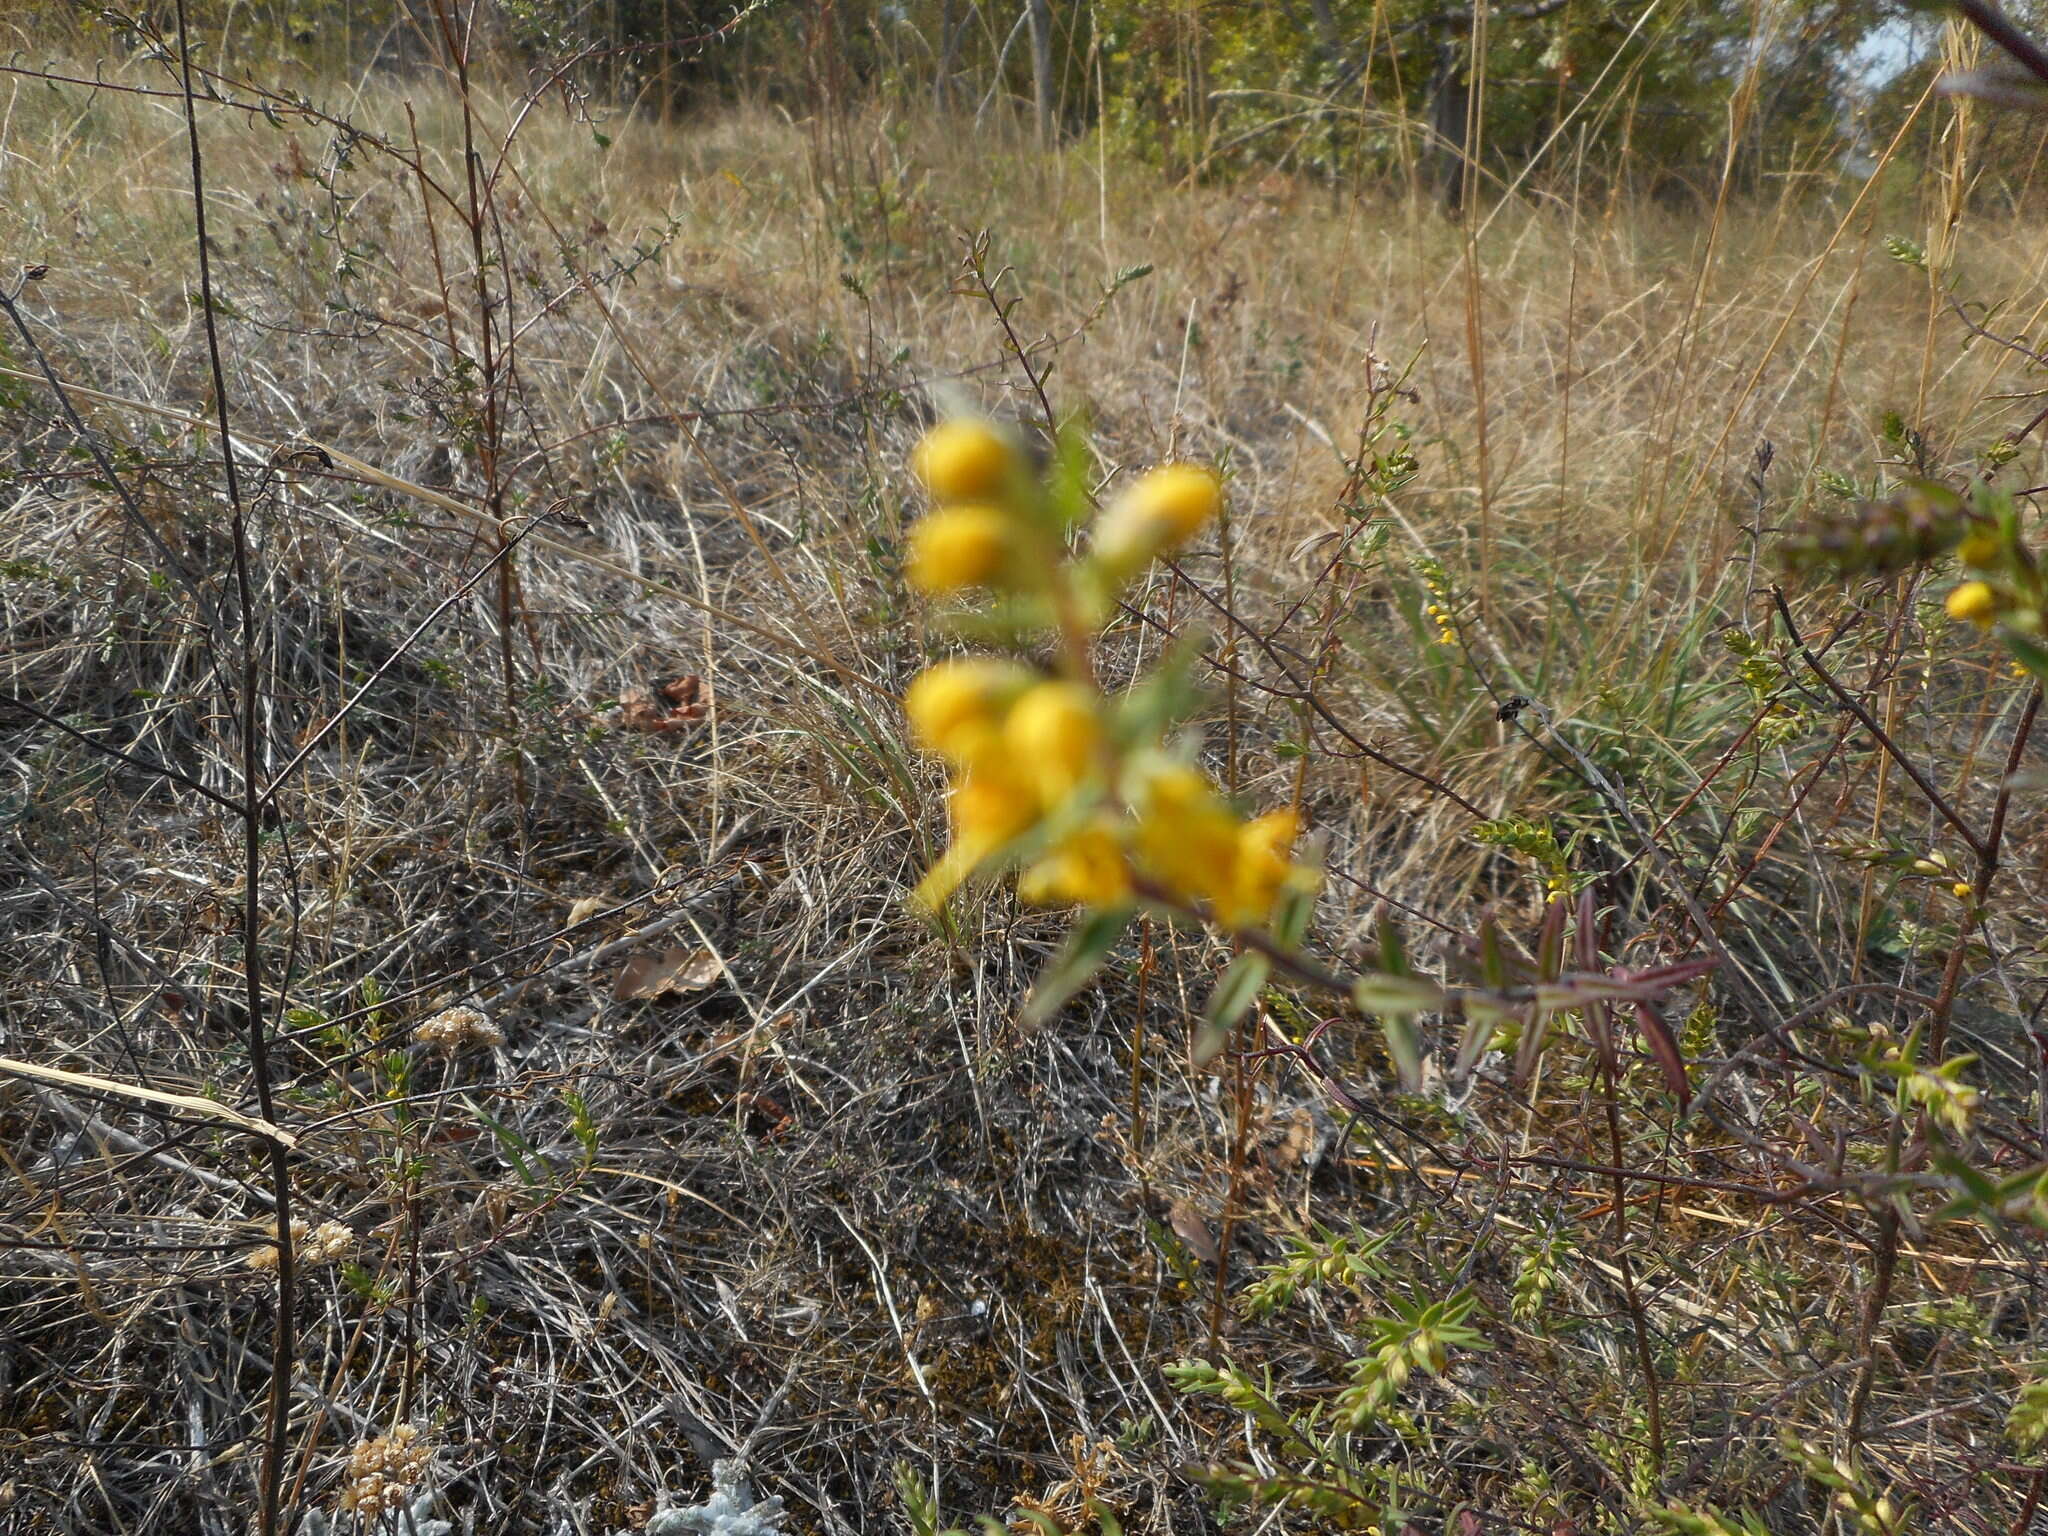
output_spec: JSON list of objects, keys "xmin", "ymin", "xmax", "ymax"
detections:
[
  {"xmin": 901, "ymin": 417, "xmax": 1306, "ymax": 925},
  {"xmin": 1419, "ymin": 562, "xmax": 1457, "ymax": 646},
  {"xmin": 1944, "ymin": 521, "xmax": 2044, "ymax": 646},
  {"xmin": 905, "ymin": 419, "xmax": 1030, "ymax": 594},
  {"xmin": 1129, "ymin": 766, "xmax": 1302, "ymax": 926},
  {"xmin": 902, "ymin": 414, "xmax": 1222, "ymax": 603}
]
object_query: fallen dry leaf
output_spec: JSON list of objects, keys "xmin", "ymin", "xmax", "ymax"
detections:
[
  {"xmin": 613, "ymin": 946, "xmax": 722, "ymax": 1001},
  {"xmin": 1167, "ymin": 1199, "xmax": 1220, "ymax": 1265},
  {"xmin": 611, "ymin": 675, "xmax": 708, "ymax": 734},
  {"xmin": 1266, "ymin": 1105, "xmax": 1320, "ymax": 1171}
]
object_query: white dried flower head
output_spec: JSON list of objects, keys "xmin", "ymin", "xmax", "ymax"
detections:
[
  {"xmin": 338, "ymin": 1425, "xmax": 435, "ymax": 1519},
  {"xmin": 303, "ymin": 1220, "xmax": 354, "ymax": 1264},
  {"xmin": 245, "ymin": 1217, "xmax": 354, "ymax": 1271},
  {"xmin": 417, "ymin": 1004, "xmax": 503, "ymax": 1051}
]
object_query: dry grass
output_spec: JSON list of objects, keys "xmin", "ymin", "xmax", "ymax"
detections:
[{"xmin": 2, "ymin": 25, "xmax": 2047, "ymax": 1536}]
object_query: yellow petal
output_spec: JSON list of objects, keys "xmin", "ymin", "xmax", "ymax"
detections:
[
  {"xmin": 904, "ymin": 659, "xmax": 1032, "ymax": 764},
  {"xmin": 1002, "ymin": 681, "xmax": 1104, "ymax": 804}
]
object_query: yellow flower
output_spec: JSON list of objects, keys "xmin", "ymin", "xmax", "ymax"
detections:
[
  {"xmin": 1002, "ymin": 681, "xmax": 1104, "ymax": 804},
  {"xmin": 948, "ymin": 761, "xmax": 1039, "ymax": 857},
  {"xmin": 904, "ymin": 659, "xmax": 1031, "ymax": 765},
  {"xmin": 906, "ymin": 505, "xmax": 1015, "ymax": 593},
  {"xmin": 911, "ymin": 418, "xmax": 1017, "ymax": 503},
  {"xmin": 1130, "ymin": 764, "xmax": 1240, "ymax": 910},
  {"xmin": 1019, "ymin": 817, "xmax": 1130, "ymax": 907},
  {"xmin": 1946, "ymin": 580, "xmax": 1998, "ymax": 627},
  {"xmin": 1225, "ymin": 810, "xmax": 1300, "ymax": 926},
  {"xmin": 1089, "ymin": 463, "xmax": 1222, "ymax": 579},
  {"xmin": 1958, "ymin": 531, "xmax": 2004, "ymax": 568},
  {"xmin": 1952, "ymin": 880, "xmax": 1973, "ymax": 900}
]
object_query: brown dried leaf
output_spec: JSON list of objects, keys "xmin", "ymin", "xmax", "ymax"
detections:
[
  {"xmin": 1167, "ymin": 1199, "xmax": 1220, "ymax": 1265},
  {"xmin": 614, "ymin": 688, "xmax": 667, "ymax": 731},
  {"xmin": 659, "ymin": 674, "xmax": 705, "ymax": 714},
  {"xmin": 611, "ymin": 677, "xmax": 707, "ymax": 733},
  {"xmin": 613, "ymin": 946, "xmax": 723, "ymax": 1001},
  {"xmin": 1267, "ymin": 1106, "xmax": 1320, "ymax": 1171}
]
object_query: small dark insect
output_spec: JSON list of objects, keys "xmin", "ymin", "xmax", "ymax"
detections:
[
  {"xmin": 1496, "ymin": 695, "xmax": 1533, "ymax": 723},
  {"xmin": 21, "ymin": 264, "xmax": 49, "ymax": 282}
]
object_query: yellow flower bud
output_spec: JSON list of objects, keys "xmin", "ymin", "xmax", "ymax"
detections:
[
  {"xmin": 1946, "ymin": 580, "xmax": 1998, "ymax": 626},
  {"xmin": 1225, "ymin": 810, "xmax": 1300, "ymax": 926},
  {"xmin": 1018, "ymin": 817, "xmax": 1130, "ymax": 908},
  {"xmin": 1089, "ymin": 463, "xmax": 1222, "ymax": 579},
  {"xmin": 904, "ymin": 659, "xmax": 1031, "ymax": 765},
  {"xmin": 1002, "ymin": 681, "xmax": 1104, "ymax": 804},
  {"xmin": 1952, "ymin": 880, "xmax": 1973, "ymax": 900},
  {"xmin": 906, "ymin": 505, "xmax": 1015, "ymax": 593},
  {"xmin": 911, "ymin": 418, "xmax": 1017, "ymax": 503},
  {"xmin": 948, "ymin": 761, "xmax": 1039, "ymax": 858},
  {"xmin": 1131, "ymin": 763, "xmax": 1241, "ymax": 910},
  {"xmin": 1958, "ymin": 531, "xmax": 2003, "ymax": 568}
]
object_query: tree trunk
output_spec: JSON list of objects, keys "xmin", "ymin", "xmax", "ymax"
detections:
[
  {"xmin": 1026, "ymin": 0, "xmax": 1055, "ymax": 146},
  {"xmin": 1306, "ymin": 0, "xmax": 1341, "ymax": 57},
  {"xmin": 1426, "ymin": 35, "xmax": 1471, "ymax": 212}
]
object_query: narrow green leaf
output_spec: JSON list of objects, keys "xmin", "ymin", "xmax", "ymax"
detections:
[
  {"xmin": 1375, "ymin": 906, "xmax": 1408, "ymax": 976},
  {"xmin": 1380, "ymin": 1012, "xmax": 1423, "ymax": 1091},
  {"xmin": 1352, "ymin": 972, "xmax": 1444, "ymax": 1015},
  {"xmin": 1021, "ymin": 906, "xmax": 1135, "ymax": 1029},
  {"xmin": 1196, "ymin": 952, "xmax": 1270, "ymax": 1065},
  {"xmin": 1477, "ymin": 912, "xmax": 1507, "ymax": 989},
  {"xmin": 1453, "ymin": 1007, "xmax": 1501, "ymax": 1079},
  {"xmin": 1270, "ymin": 869, "xmax": 1318, "ymax": 949}
]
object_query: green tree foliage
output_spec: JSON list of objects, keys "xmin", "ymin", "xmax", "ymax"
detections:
[
  {"xmin": 1088, "ymin": 0, "xmax": 1891, "ymax": 193},
  {"xmin": 39, "ymin": 0, "xmax": 1906, "ymax": 197}
]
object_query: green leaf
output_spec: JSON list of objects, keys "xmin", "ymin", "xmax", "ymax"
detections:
[
  {"xmin": 1021, "ymin": 906, "xmax": 1135, "ymax": 1029},
  {"xmin": 1351, "ymin": 972, "xmax": 1444, "ymax": 1015},
  {"xmin": 1931, "ymin": 1145, "xmax": 2002, "ymax": 1223},
  {"xmin": 1477, "ymin": 912, "xmax": 1508, "ymax": 989},
  {"xmin": 1109, "ymin": 629, "xmax": 1207, "ymax": 745},
  {"xmin": 1375, "ymin": 906, "xmax": 1408, "ymax": 975},
  {"xmin": 1270, "ymin": 867, "xmax": 1318, "ymax": 949},
  {"xmin": 1045, "ymin": 415, "xmax": 1097, "ymax": 531},
  {"xmin": 1452, "ymin": 1006, "xmax": 1503, "ymax": 1079},
  {"xmin": 1195, "ymin": 951, "xmax": 1270, "ymax": 1065},
  {"xmin": 1379, "ymin": 1011, "xmax": 1423, "ymax": 1091}
]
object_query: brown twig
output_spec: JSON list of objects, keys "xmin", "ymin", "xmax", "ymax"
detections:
[
  {"xmin": 1773, "ymin": 586, "xmax": 1990, "ymax": 860},
  {"xmin": 170, "ymin": 4, "xmax": 294, "ymax": 1530}
]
